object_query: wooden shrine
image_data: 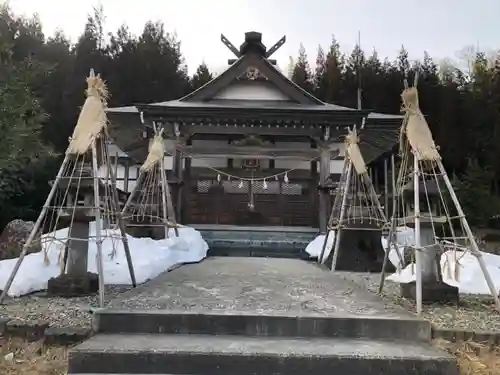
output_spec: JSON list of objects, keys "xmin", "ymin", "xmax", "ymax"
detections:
[{"xmin": 107, "ymin": 31, "xmax": 402, "ymax": 232}]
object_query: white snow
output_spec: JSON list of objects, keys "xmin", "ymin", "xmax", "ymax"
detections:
[
  {"xmin": 0, "ymin": 223, "xmax": 208, "ymax": 297},
  {"xmin": 305, "ymin": 226, "xmax": 500, "ymax": 295},
  {"xmin": 305, "ymin": 231, "xmax": 335, "ymax": 264}
]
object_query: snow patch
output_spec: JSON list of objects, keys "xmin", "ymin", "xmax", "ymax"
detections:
[
  {"xmin": 0, "ymin": 223, "xmax": 208, "ymax": 297},
  {"xmin": 305, "ymin": 226, "xmax": 500, "ymax": 295}
]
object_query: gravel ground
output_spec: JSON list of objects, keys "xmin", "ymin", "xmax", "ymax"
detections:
[
  {"xmin": 0, "ymin": 285, "xmax": 132, "ymax": 329},
  {"xmin": 341, "ymin": 272, "xmax": 500, "ymax": 332},
  {"xmin": 1, "ymin": 270, "xmax": 499, "ymax": 333}
]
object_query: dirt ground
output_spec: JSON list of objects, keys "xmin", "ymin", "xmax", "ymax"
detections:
[
  {"xmin": 0, "ymin": 337, "xmax": 498, "ymax": 375},
  {"xmin": 436, "ymin": 340, "xmax": 500, "ymax": 375},
  {"xmin": 0, "ymin": 338, "xmax": 67, "ymax": 375}
]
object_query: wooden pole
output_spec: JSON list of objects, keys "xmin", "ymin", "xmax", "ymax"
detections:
[
  {"xmin": 391, "ymin": 154, "xmax": 396, "ymax": 199},
  {"xmin": 160, "ymin": 154, "xmax": 179, "ymax": 237},
  {"xmin": 362, "ymin": 172, "xmax": 386, "ymax": 220},
  {"xmin": 103, "ymin": 137, "xmax": 137, "ymax": 288},
  {"xmin": 331, "ymin": 161, "xmax": 353, "ymax": 271},
  {"xmin": 384, "ymin": 158, "xmax": 389, "ymax": 217},
  {"xmin": 379, "ymin": 152, "xmax": 404, "ymax": 293},
  {"xmin": 413, "ymin": 154, "xmax": 423, "ymax": 315},
  {"xmin": 319, "ymin": 160, "xmax": 347, "ymax": 264},
  {"xmin": 121, "ymin": 171, "xmax": 146, "ymax": 216},
  {"xmin": 123, "ymin": 160, "xmax": 130, "ymax": 193},
  {"xmin": 114, "ymin": 152, "xmax": 119, "ymax": 181},
  {"xmin": 319, "ymin": 147, "xmax": 331, "ymax": 233},
  {"xmin": 378, "ymin": 218, "xmax": 397, "ymax": 294},
  {"xmin": 0, "ymin": 155, "xmax": 71, "ymax": 304},
  {"xmin": 91, "ymin": 142, "xmax": 106, "ymax": 308}
]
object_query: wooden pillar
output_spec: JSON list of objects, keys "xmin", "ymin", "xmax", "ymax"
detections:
[
  {"xmin": 123, "ymin": 160, "xmax": 130, "ymax": 193},
  {"xmin": 310, "ymin": 161, "xmax": 318, "ymax": 228},
  {"xmin": 391, "ymin": 153, "xmax": 396, "ymax": 217},
  {"xmin": 384, "ymin": 157, "xmax": 389, "ymax": 218},
  {"xmin": 172, "ymin": 145, "xmax": 182, "ymax": 221},
  {"xmin": 391, "ymin": 154, "xmax": 396, "ymax": 195},
  {"xmin": 182, "ymin": 138, "xmax": 192, "ymax": 224},
  {"xmin": 319, "ymin": 146, "xmax": 330, "ymax": 234},
  {"xmin": 310, "ymin": 138, "xmax": 319, "ymax": 228}
]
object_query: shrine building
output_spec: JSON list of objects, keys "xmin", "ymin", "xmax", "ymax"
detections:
[{"xmin": 106, "ymin": 31, "xmax": 401, "ymax": 233}]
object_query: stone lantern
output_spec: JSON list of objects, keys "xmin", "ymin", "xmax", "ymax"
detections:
[
  {"xmin": 47, "ymin": 162, "xmax": 99, "ymax": 296},
  {"xmin": 400, "ymin": 179, "xmax": 459, "ymax": 303}
]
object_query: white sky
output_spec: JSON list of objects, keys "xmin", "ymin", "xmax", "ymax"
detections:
[{"xmin": 7, "ymin": 0, "xmax": 500, "ymax": 74}]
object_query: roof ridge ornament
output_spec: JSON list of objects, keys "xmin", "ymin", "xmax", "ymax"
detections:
[
  {"xmin": 221, "ymin": 32, "xmax": 286, "ymax": 66},
  {"xmin": 236, "ymin": 66, "xmax": 268, "ymax": 81}
]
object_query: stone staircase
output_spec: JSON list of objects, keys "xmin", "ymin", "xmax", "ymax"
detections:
[
  {"xmin": 69, "ymin": 308, "xmax": 457, "ymax": 375},
  {"xmin": 194, "ymin": 225, "xmax": 317, "ymax": 259}
]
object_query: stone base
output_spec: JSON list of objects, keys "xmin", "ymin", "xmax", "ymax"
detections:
[
  {"xmin": 126, "ymin": 226, "xmax": 165, "ymax": 240},
  {"xmin": 400, "ymin": 281, "xmax": 459, "ymax": 305},
  {"xmin": 44, "ymin": 326, "xmax": 91, "ymax": 345},
  {"xmin": 6, "ymin": 320, "xmax": 49, "ymax": 341},
  {"xmin": 47, "ymin": 272, "xmax": 99, "ymax": 297}
]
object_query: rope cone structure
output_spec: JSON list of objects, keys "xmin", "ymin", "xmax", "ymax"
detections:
[
  {"xmin": 0, "ymin": 70, "xmax": 137, "ymax": 307},
  {"xmin": 121, "ymin": 124, "xmax": 181, "ymax": 239},
  {"xmin": 378, "ymin": 76, "xmax": 500, "ymax": 314},
  {"xmin": 319, "ymin": 126, "xmax": 398, "ymax": 269}
]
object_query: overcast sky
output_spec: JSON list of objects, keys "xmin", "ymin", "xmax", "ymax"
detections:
[{"xmin": 8, "ymin": 0, "xmax": 500, "ymax": 74}]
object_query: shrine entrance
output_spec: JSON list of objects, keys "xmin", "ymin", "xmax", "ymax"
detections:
[{"xmin": 185, "ymin": 176, "xmax": 318, "ymax": 227}]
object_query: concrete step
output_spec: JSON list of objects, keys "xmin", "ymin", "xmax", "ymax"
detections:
[
  {"xmin": 93, "ymin": 309, "xmax": 431, "ymax": 342},
  {"xmin": 207, "ymin": 246, "xmax": 310, "ymax": 259},
  {"xmin": 200, "ymin": 227, "xmax": 316, "ymax": 259},
  {"xmin": 198, "ymin": 227, "xmax": 318, "ymax": 242},
  {"xmin": 199, "ymin": 228, "xmax": 317, "ymax": 258},
  {"xmin": 69, "ymin": 333, "xmax": 458, "ymax": 375}
]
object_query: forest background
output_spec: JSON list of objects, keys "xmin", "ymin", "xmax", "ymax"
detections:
[{"xmin": 2, "ymin": 5, "xmax": 500, "ymax": 230}]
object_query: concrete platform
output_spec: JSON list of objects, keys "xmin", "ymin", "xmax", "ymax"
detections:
[
  {"xmin": 105, "ymin": 257, "xmax": 412, "ymax": 317},
  {"xmin": 96, "ymin": 258, "xmax": 429, "ymax": 341},
  {"xmin": 69, "ymin": 334, "xmax": 457, "ymax": 375},
  {"xmin": 71, "ymin": 258, "xmax": 457, "ymax": 375}
]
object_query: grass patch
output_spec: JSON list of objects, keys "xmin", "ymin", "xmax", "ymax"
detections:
[
  {"xmin": 0, "ymin": 337, "xmax": 67, "ymax": 375},
  {"xmin": 435, "ymin": 340, "xmax": 500, "ymax": 375}
]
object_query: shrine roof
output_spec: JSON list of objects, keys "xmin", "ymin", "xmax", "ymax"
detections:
[
  {"xmin": 107, "ymin": 100, "xmax": 402, "ymax": 120},
  {"xmin": 107, "ymin": 31, "xmax": 402, "ymax": 123},
  {"xmin": 105, "ymin": 31, "xmax": 403, "ymax": 164}
]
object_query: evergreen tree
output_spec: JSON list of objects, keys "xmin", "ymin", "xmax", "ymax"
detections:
[
  {"xmin": 0, "ymin": 40, "xmax": 55, "ymax": 226},
  {"xmin": 344, "ymin": 44, "xmax": 365, "ymax": 108},
  {"xmin": 291, "ymin": 44, "xmax": 313, "ymax": 93},
  {"xmin": 323, "ymin": 36, "xmax": 345, "ymax": 104},
  {"xmin": 454, "ymin": 159, "xmax": 500, "ymax": 226},
  {"xmin": 313, "ymin": 45, "xmax": 326, "ymax": 97},
  {"xmin": 396, "ymin": 46, "xmax": 410, "ymax": 76},
  {"xmin": 286, "ymin": 56, "xmax": 295, "ymax": 79},
  {"xmin": 417, "ymin": 52, "xmax": 441, "ymax": 137},
  {"xmin": 361, "ymin": 48, "xmax": 384, "ymax": 111},
  {"xmin": 4, "ymin": 3, "xmax": 500, "ymax": 229},
  {"xmin": 190, "ymin": 62, "xmax": 212, "ymax": 90}
]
